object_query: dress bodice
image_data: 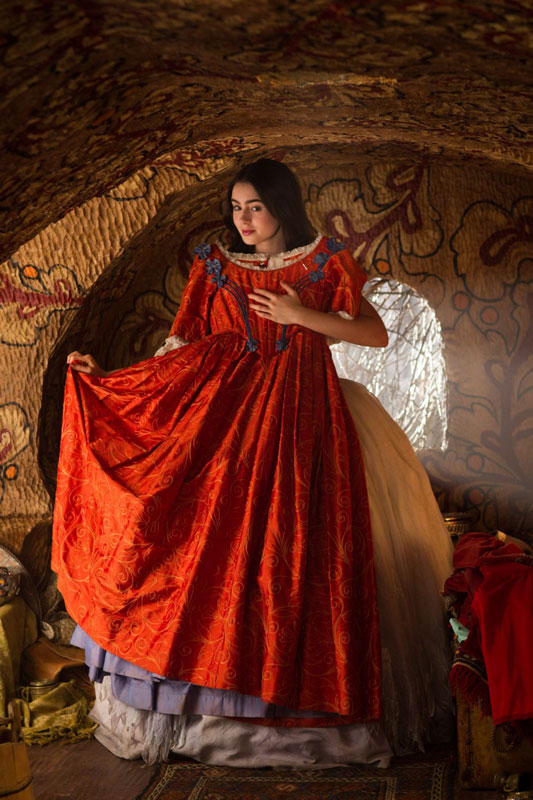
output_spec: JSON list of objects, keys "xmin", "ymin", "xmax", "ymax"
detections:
[{"xmin": 169, "ymin": 235, "xmax": 367, "ymax": 358}]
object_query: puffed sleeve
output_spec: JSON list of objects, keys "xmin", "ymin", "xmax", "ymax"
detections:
[
  {"xmin": 168, "ymin": 249, "xmax": 216, "ymax": 342},
  {"xmin": 328, "ymin": 246, "xmax": 368, "ymax": 317}
]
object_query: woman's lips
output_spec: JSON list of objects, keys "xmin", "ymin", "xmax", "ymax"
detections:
[{"xmin": 241, "ymin": 229, "xmax": 255, "ymax": 236}]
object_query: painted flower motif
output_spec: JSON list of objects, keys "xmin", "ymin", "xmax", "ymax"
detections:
[
  {"xmin": 306, "ymin": 166, "xmax": 442, "ymax": 272},
  {"xmin": 0, "ymin": 259, "xmax": 86, "ymax": 346},
  {"xmin": 246, "ymin": 338, "xmax": 259, "ymax": 352},
  {"xmin": 0, "ymin": 403, "xmax": 32, "ymax": 504},
  {"xmin": 194, "ymin": 243, "xmax": 211, "ymax": 260},
  {"xmin": 451, "ymin": 197, "xmax": 533, "ymax": 299}
]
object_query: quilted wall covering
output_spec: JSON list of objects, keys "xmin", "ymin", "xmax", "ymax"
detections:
[{"xmin": 0, "ymin": 1, "xmax": 532, "ymax": 556}]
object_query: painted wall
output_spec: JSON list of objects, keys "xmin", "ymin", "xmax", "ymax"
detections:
[{"xmin": 1, "ymin": 145, "xmax": 532, "ymax": 568}]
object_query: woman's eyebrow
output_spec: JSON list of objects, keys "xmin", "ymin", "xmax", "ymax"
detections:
[{"xmin": 231, "ymin": 197, "xmax": 262, "ymax": 204}]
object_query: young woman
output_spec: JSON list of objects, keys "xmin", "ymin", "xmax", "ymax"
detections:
[{"xmin": 52, "ymin": 158, "xmax": 453, "ymax": 767}]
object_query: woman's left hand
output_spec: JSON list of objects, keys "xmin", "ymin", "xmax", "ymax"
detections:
[{"xmin": 249, "ymin": 282, "xmax": 303, "ymax": 325}]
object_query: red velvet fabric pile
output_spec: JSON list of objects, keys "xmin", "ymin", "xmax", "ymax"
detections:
[{"xmin": 444, "ymin": 532, "xmax": 533, "ymax": 725}]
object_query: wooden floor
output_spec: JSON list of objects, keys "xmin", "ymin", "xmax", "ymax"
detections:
[
  {"xmin": 28, "ymin": 739, "xmax": 156, "ymax": 800},
  {"xmin": 26, "ymin": 738, "xmax": 504, "ymax": 800}
]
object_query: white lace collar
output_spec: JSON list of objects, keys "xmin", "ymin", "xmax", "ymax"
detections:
[{"xmin": 217, "ymin": 233, "xmax": 323, "ymax": 271}]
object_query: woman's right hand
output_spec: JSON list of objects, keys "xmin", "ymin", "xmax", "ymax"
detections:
[{"xmin": 66, "ymin": 351, "xmax": 108, "ymax": 377}]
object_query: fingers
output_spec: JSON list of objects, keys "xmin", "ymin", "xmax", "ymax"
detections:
[
  {"xmin": 248, "ymin": 291, "xmax": 274, "ymax": 315},
  {"xmin": 71, "ymin": 363, "xmax": 93, "ymax": 374},
  {"xmin": 66, "ymin": 351, "xmax": 84, "ymax": 364},
  {"xmin": 248, "ymin": 285, "xmax": 301, "ymax": 325},
  {"xmin": 249, "ymin": 304, "xmax": 273, "ymax": 318},
  {"xmin": 248, "ymin": 287, "xmax": 293, "ymax": 311},
  {"xmin": 66, "ymin": 352, "xmax": 105, "ymax": 376},
  {"xmin": 280, "ymin": 281, "xmax": 296, "ymax": 295},
  {"xmin": 248, "ymin": 289, "xmax": 275, "ymax": 302},
  {"xmin": 67, "ymin": 352, "xmax": 91, "ymax": 371},
  {"xmin": 249, "ymin": 285, "xmax": 294, "ymax": 299}
]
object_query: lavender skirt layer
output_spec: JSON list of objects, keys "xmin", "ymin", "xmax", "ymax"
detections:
[{"xmin": 72, "ymin": 625, "xmax": 333, "ymax": 719}]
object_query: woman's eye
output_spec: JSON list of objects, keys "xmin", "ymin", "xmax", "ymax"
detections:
[
  {"xmin": 232, "ymin": 206, "xmax": 240, "ymax": 212},
  {"xmin": 252, "ymin": 206, "xmax": 262, "ymax": 212}
]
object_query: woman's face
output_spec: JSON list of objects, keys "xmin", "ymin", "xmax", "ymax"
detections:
[{"xmin": 231, "ymin": 182, "xmax": 286, "ymax": 254}]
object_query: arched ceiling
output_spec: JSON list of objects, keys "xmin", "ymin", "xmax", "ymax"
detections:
[{"xmin": 1, "ymin": 0, "xmax": 532, "ymax": 262}]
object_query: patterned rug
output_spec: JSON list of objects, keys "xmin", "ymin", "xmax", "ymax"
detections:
[{"xmin": 137, "ymin": 750, "xmax": 457, "ymax": 799}]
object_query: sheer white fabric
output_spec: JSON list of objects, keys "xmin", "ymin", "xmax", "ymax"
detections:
[
  {"xmin": 91, "ymin": 676, "xmax": 393, "ymax": 767},
  {"xmin": 154, "ymin": 335, "xmax": 189, "ymax": 357}
]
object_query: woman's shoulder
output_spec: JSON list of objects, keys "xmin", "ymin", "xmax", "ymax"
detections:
[
  {"xmin": 188, "ymin": 242, "xmax": 227, "ymax": 280},
  {"xmin": 314, "ymin": 235, "xmax": 347, "ymax": 259},
  {"xmin": 316, "ymin": 237, "xmax": 363, "ymax": 269},
  {"xmin": 310, "ymin": 236, "xmax": 356, "ymax": 274},
  {"xmin": 193, "ymin": 242, "xmax": 220, "ymax": 261},
  {"xmin": 191, "ymin": 240, "xmax": 244, "ymax": 271},
  {"xmin": 312, "ymin": 238, "xmax": 367, "ymax": 290}
]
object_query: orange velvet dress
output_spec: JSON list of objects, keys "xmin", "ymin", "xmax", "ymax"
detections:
[{"xmin": 52, "ymin": 235, "xmax": 382, "ymax": 726}]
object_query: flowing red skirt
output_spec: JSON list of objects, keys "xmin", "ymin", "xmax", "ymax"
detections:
[{"xmin": 52, "ymin": 329, "xmax": 381, "ymax": 723}]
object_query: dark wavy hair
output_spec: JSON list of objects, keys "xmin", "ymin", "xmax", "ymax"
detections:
[{"xmin": 223, "ymin": 158, "xmax": 316, "ymax": 253}]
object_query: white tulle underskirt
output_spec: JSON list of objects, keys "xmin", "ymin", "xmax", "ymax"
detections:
[{"xmin": 91, "ymin": 677, "xmax": 393, "ymax": 767}]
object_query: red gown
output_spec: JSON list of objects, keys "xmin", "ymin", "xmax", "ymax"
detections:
[{"xmin": 52, "ymin": 235, "xmax": 381, "ymax": 725}]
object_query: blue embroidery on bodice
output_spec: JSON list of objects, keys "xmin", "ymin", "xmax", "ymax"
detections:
[
  {"xmin": 274, "ymin": 263, "xmax": 325, "ymax": 352},
  {"xmin": 197, "ymin": 245, "xmax": 258, "ymax": 352},
  {"xmin": 194, "ymin": 243, "xmax": 213, "ymax": 261},
  {"xmin": 275, "ymin": 331, "xmax": 290, "ymax": 351},
  {"xmin": 326, "ymin": 237, "xmax": 346, "ymax": 255},
  {"xmin": 205, "ymin": 257, "xmax": 227, "ymax": 287},
  {"xmin": 194, "ymin": 238, "xmax": 345, "ymax": 354},
  {"xmin": 274, "ymin": 238, "xmax": 345, "ymax": 352}
]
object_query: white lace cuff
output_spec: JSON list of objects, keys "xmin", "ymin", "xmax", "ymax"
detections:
[{"xmin": 154, "ymin": 335, "xmax": 189, "ymax": 357}]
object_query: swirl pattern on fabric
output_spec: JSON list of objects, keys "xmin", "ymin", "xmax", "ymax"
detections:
[{"xmin": 52, "ymin": 235, "xmax": 380, "ymax": 723}]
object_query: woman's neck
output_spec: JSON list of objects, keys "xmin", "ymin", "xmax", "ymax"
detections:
[{"xmin": 254, "ymin": 226, "xmax": 286, "ymax": 255}]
